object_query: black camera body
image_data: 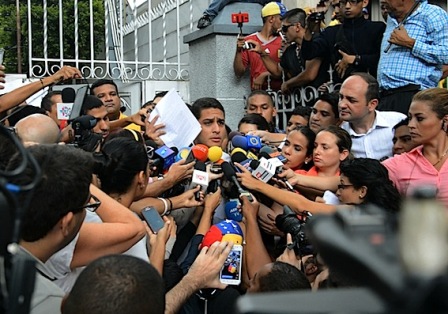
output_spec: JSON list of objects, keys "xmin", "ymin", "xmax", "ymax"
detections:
[
  {"xmin": 309, "ymin": 12, "xmax": 325, "ymax": 21},
  {"xmin": 275, "ymin": 206, "xmax": 312, "ymax": 256}
]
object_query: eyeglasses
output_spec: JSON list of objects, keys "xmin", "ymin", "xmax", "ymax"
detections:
[
  {"xmin": 337, "ymin": 184, "xmax": 354, "ymax": 190},
  {"xmin": 281, "ymin": 24, "xmax": 295, "ymax": 33},
  {"xmin": 339, "ymin": 0, "xmax": 362, "ymax": 6},
  {"xmin": 79, "ymin": 194, "xmax": 101, "ymax": 212}
]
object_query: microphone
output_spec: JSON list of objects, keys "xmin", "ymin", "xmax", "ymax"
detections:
[
  {"xmin": 232, "ymin": 134, "xmax": 262, "ymax": 151},
  {"xmin": 231, "ymin": 147, "xmax": 258, "ymax": 161},
  {"xmin": 154, "ymin": 146, "xmax": 178, "ymax": 170},
  {"xmin": 225, "ymin": 200, "xmax": 243, "ymax": 222},
  {"xmin": 191, "ymin": 144, "xmax": 209, "ymax": 162},
  {"xmin": 207, "ymin": 146, "xmax": 223, "ymax": 163},
  {"xmin": 254, "ymin": 154, "xmax": 294, "ymax": 191},
  {"xmin": 176, "ymin": 147, "xmax": 191, "ymax": 162},
  {"xmin": 221, "ymin": 162, "xmax": 254, "ymax": 202},
  {"xmin": 259, "ymin": 151, "xmax": 287, "ymax": 164},
  {"xmin": 190, "ymin": 161, "xmax": 209, "ymax": 201},
  {"xmin": 228, "ymin": 131, "xmax": 243, "ymax": 141},
  {"xmin": 61, "ymin": 87, "xmax": 76, "ymax": 103}
]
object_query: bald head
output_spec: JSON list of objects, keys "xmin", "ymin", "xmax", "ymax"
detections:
[{"xmin": 15, "ymin": 114, "xmax": 60, "ymax": 145}]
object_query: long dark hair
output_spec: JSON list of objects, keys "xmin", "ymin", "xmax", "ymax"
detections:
[{"xmin": 340, "ymin": 158, "xmax": 401, "ymax": 213}]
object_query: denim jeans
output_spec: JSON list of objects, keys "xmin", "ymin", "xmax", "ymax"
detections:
[{"xmin": 204, "ymin": 0, "xmax": 270, "ymax": 18}]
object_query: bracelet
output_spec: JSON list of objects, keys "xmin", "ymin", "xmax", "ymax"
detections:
[
  {"xmin": 39, "ymin": 78, "xmax": 44, "ymax": 87},
  {"xmin": 158, "ymin": 197, "xmax": 168, "ymax": 216},
  {"xmin": 167, "ymin": 198, "xmax": 173, "ymax": 211}
]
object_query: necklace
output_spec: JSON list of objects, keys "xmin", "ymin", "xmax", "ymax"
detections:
[{"xmin": 431, "ymin": 146, "xmax": 448, "ymax": 167}]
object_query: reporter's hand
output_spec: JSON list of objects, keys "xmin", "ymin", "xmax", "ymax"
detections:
[
  {"xmin": 235, "ymin": 163, "xmax": 262, "ymax": 191},
  {"xmin": 204, "ymin": 187, "xmax": 222, "ymax": 213},
  {"xmin": 145, "ymin": 114, "xmax": 166, "ymax": 146},
  {"xmin": 146, "ymin": 216, "xmax": 173, "ymax": 248},
  {"xmin": 50, "ymin": 66, "xmax": 82, "ymax": 84},
  {"xmin": 258, "ymin": 210, "xmax": 284, "ymax": 236},
  {"xmin": 166, "ymin": 159, "xmax": 195, "ymax": 185},
  {"xmin": 240, "ymin": 194, "xmax": 259, "ymax": 221},
  {"xmin": 176, "ymin": 185, "xmax": 204, "ymax": 208},
  {"xmin": 128, "ymin": 108, "xmax": 147, "ymax": 126},
  {"xmin": 185, "ymin": 241, "xmax": 233, "ymax": 289},
  {"xmin": 276, "ymin": 233, "xmax": 301, "ymax": 269},
  {"xmin": 206, "ymin": 163, "xmax": 224, "ymax": 182}
]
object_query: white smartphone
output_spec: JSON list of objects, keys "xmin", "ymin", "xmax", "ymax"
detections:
[{"xmin": 220, "ymin": 244, "xmax": 243, "ymax": 285}]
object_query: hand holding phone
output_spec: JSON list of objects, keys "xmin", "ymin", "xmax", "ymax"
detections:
[
  {"xmin": 220, "ymin": 244, "xmax": 243, "ymax": 285},
  {"xmin": 142, "ymin": 207, "xmax": 165, "ymax": 234}
]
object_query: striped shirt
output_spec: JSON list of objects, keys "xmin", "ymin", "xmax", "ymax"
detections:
[{"xmin": 378, "ymin": 0, "xmax": 448, "ymax": 90}]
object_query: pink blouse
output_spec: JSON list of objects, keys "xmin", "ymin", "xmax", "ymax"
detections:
[{"xmin": 383, "ymin": 146, "xmax": 448, "ymax": 208}]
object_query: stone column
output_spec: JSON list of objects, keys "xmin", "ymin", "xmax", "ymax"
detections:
[{"xmin": 184, "ymin": 2, "xmax": 265, "ymax": 130}]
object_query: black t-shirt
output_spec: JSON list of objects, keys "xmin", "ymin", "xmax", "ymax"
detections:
[{"xmin": 280, "ymin": 43, "xmax": 330, "ymax": 89}]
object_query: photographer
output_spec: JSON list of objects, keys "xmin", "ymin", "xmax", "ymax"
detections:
[
  {"xmin": 250, "ymin": 8, "xmax": 329, "ymax": 94},
  {"xmin": 241, "ymin": 195, "xmax": 311, "ymax": 293},
  {"xmin": 233, "ymin": 2, "xmax": 286, "ymax": 91},
  {"xmin": 301, "ymin": 0, "xmax": 385, "ymax": 84}
]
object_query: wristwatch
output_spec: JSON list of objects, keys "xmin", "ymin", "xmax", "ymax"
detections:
[{"xmin": 354, "ymin": 55, "xmax": 361, "ymax": 66}]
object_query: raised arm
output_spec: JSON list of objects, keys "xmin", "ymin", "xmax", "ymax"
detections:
[
  {"xmin": 0, "ymin": 65, "xmax": 82, "ymax": 113},
  {"xmin": 71, "ymin": 184, "xmax": 146, "ymax": 268},
  {"xmin": 241, "ymin": 196, "xmax": 272, "ymax": 280},
  {"xmin": 236, "ymin": 164, "xmax": 336, "ymax": 215}
]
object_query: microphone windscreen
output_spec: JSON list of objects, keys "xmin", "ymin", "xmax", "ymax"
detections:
[
  {"xmin": 221, "ymin": 162, "xmax": 236, "ymax": 180},
  {"xmin": 231, "ymin": 147, "xmax": 248, "ymax": 156},
  {"xmin": 228, "ymin": 131, "xmax": 243, "ymax": 141},
  {"xmin": 225, "ymin": 200, "xmax": 243, "ymax": 222},
  {"xmin": 170, "ymin": 147, "xmax": 179, "ymax": 155},
  {"xmin": 176, "ymin": 147, "xmax": 191, "ymax": 162},
  {"xmin": 249, "ymin": 159, "xmax": 260, "ymax": 170},
  {"xmin": 191, "ymin": 144, "xmax": 209, "ymax": 162},
  {"xmin": 208, "ymin": 146, "xmax": 223, "ymax": 162},
  {"xmin": 231, "ymin": 152, "xmax": 248, "ymax": 163},
  {"xmin": 260, "ymin": 145, "xmax": 277, "ymax": 155},
  {"xmin": 258, "ymin": 152, "xmax": 271, "ymax": 160},
  {"xmin": 232, "ymin": 135, "xmax": 248, "ymax": 150},
  {"xmin": 61, "ymin": 87, "xmax": 76, "ymax": 103},
  {"xmin": 195, "ymin": 161, "xmax": 207, "ymax": 171}
]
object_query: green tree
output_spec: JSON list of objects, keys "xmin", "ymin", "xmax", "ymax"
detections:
[{"xmin": 0, "ymin": 0, "xmax": 105, "ymax": 76}]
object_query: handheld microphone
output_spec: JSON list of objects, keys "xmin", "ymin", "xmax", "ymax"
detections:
[
  {"xmin": 61, "ymin": 87, "xmax": 76, "ymax": 103},
  {"xmin": 232, "ymin": 134, "xmax": 262, "ymax": 151},
  {"xmin": 207, "ymin": 146, "xmax": 223, "ymax": 163},
  {"xmin": 256, "ymin": 153, "xmax": 294, "ymax": 191},
  {"xmin": 249, "ymin": 158, "xmax": 276, "ymax": 183},
  {"xmin": 221, "ymin": 162, "xmax": 254, "ymax": 202},
  {"xmin": 225, "ymin": 200, "xmax": 243, "ymax": 222},
  {"xmin": 191, "ymin": 144, "xmax": 209, "ymax": 162},
  {"xmin": 176, "ymin": 147, "xmax": 191, "ymax": 162},
  {"xmin": 154, "ymin": 146, "xmax": 177, "ymax": 170},
  {"xmin": 190, "ymin": 161, "xmax": 209, "ymax": 201}
]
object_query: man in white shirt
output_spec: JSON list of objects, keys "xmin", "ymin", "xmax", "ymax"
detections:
[{"xmin": 338, "ymin": 73, "xmax": 406, "ymax": 160}]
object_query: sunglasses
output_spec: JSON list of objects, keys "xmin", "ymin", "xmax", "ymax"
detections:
[
  {"xmin": 281, "ymin": 24, "xmax": 295, "ymax": 33},
  {"xmin": 78, "ymin": 194, "xmax": 101, "ymax": 212}
]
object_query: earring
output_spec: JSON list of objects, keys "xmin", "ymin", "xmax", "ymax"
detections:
[{"xmin": 305, "ymin": 161, "xmax": 308, "ymax": 165}]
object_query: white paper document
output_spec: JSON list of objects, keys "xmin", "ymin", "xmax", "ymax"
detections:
[{"xmin": 148, "ymin": 88, "xmax": 201, "ymax": 148}]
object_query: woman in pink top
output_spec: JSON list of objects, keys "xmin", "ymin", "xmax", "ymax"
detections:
[{"xmin": 383, "ymin": 88, "xmax": 448, "ymax": 208}]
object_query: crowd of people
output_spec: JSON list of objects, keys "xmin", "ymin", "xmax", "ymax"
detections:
[{"xmin": 1, "ymin": 0, "xmax": 448, "ymax": 313}]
